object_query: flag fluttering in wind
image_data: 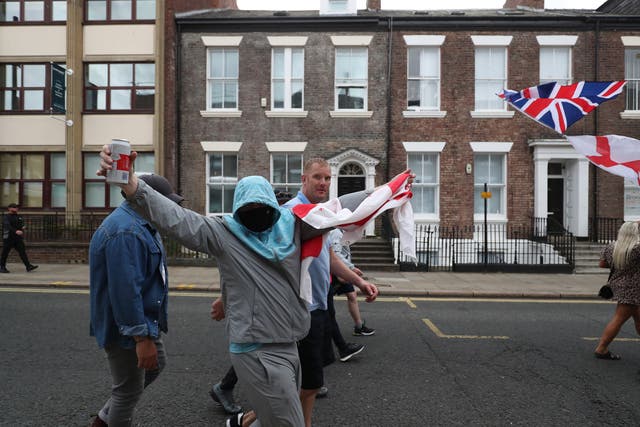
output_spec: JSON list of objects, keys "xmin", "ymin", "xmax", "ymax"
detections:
[
  {"xmin": 291, "ymin": 172, "xmax": 415, "ymax": 304},
  {"xmin": 567, "ymin": 135, "xmax": 640, "ymax": 185},
  {"xmin": 499, "ymin": 81, "xmax": 626, "ymax": 134}
]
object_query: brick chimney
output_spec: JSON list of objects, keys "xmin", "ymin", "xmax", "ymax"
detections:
[
  {"xmin": 367, "ymin": 0, "xmax": 381, "ymax": 11},
  {"xmin": 502, "ymin": 0, "xmax": 544, "ymax": 9},
  {"xmin": 212, "ymin": 0, "xmax": 238, "ymax": 8}
]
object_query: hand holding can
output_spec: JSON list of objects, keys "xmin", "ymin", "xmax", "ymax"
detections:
[{"xmin": 106, "ymin": 139, "xmax": 131, "ymax": 184}]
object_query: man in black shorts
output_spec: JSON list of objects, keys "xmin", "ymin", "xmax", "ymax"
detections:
[{"xmin": 284, "ymin": 158, "xmax": 379, "ymax": 427}]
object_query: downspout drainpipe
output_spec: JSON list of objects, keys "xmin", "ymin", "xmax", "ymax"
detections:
[
  {"xmin": 592, "ymin": 18, "xmax": 600, "ymax": 241},
  {"xmin": 385, "ymin": 16, "xmax": 393, "ymax": 182},
  {"xmin": 175, "ymin": 22, "xmax": 183, "ymax": 196}
]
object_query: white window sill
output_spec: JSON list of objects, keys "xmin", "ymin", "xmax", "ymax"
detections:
[
  {"xmin": 200, "ymin": 110, "xmax": 242, "ymax": 118},
  {"xmin": 470, "ymin": 110, "xmax": 514, "ymax": 119},
  {"xmin": 620, "ymin": 110, "xmax": 640, "ymax": 119},
  {"xmin": 402, "ymin": 110, "xmax": 447, "ymax": 118},
  {"xmin": 473, "ymin": 215, "xmax": 508, "ymax": 224},
  {"xmin": 413, "ymin": 215, "xmax": 440, "ymax": 223},
  {"xmin": 329, "ymin": 110, "xmax": 373, "ymax": 118},
  {"xmin": 265, "ymin": 110, "xmax": 309, "ymax": 118}
]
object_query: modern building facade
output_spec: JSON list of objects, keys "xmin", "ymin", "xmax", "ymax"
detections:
[{"xmin": 0, "ymin": 0, "xmax": 163, "ymax": 214}]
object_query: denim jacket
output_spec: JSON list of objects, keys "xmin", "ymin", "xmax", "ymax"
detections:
[{"xmin": 89, "ymin": 202, "xmax": 169, "ymax": 349}]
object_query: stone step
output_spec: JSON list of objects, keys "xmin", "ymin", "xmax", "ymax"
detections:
[
  {"xmin": 355, "ymin": 263, "xmax": 399, "ymax": 272},
  {"xmin": 350, "ymin": 238, "xmax": 396, "ymax": 270},
  {"xmin": 574, "ymin": 266, "xmax": 609, "ymax": 274}
]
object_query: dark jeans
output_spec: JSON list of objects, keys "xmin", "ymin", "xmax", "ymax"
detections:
[{"xmin": 0, "ymin": 238, "xmax": 31, "ymax": 268}]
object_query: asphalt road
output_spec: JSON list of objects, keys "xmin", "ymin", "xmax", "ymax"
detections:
[{"xmin": 1, "ymin": 289, "xmax": 640, "ymax": 426}]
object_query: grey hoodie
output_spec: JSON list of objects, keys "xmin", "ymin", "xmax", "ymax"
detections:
[{"xmin": 128, "ymin": 179, "xmax": 310, "ymax": 344}]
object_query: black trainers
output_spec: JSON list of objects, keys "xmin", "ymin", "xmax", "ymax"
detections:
[
  {"xmin": 317, "ymin": 386, "xmax": 328, "ymax": 398},
  {"xmin": 26, "ymin": 265, "xmax": 38, "ymax": 272},
  {"xmin": 226, "ymin": 412, "xmax": 244, "ymax": 427},
  {"xmin": 338, "ymin": 342, "xmax": 364, "ymax": 362},
  {"xmin": 210, "ymin": 382, "xmax": 242, "ymax": 414},
  {"xmin": 354, "ymin": 322, "xmax": 375, "ymax": 336},
  {"xmin": 0, "ymin": 267, "xmax": 9, "ymax": 273}
]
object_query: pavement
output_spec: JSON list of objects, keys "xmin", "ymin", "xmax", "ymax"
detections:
[{"xmin": 0, "ymin": 262, "xmax": 609, "ymax": 299}]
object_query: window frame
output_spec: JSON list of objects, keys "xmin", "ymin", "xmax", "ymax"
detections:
[
  {"xmin": 271, "ymin": 47, "xmax": 304, "ymax": 111},
  {"xmin": 473, "ymin": 153, "xmax": 507, "ymax": 221},
  {"xmin": 206, "ymin": 47, "xmax": 239, "ymax": 111},
  {"xmin": 474, "ymin": 46, "xmax": 508, "ymax": 112},
  {"xmin": 407, "ymin": 46, "xmax": 441, "ymax": 111},
  {"xmin": 83, "ymin": 62, "xmax": 155, "ymax": 113},
  {"xmin": 82, "ymin": 151, "xmax": 154, "ymax": 209},
  {"xmin": 0, "ymin": 152, "xmax": 66, "ymax": 209},
  {"xmin": 0, "ymin": 62, "xmax": 63, "ymax": 113},
  {"xmin": 84, "ymin": 0, "xmax": 156, "ymax": 23},
  {"xmin": 334, "ymin": 46, "xmax": 368, "ymax": 111},
  {"xmin": 407, "ymin": 152, "xmax": 440, "ymax": 217},
  {"xmin": 270, "ymin": 152, "xmax": 303, "ymax": 194},
  {"xmin": 539, "ymin": 46, "xmax": 572, "ymax": 85},
  {"xmin": 403, "ymin": 142, "xmax": 445, "ymax": 222},
  {"xmin": 625, "ymin": 48, "xmax": 640, "ymax": 112},
  {"xmin": 206, "ymin": 152, "xmax": 238, "ymax": 216},
  {"xmin": 624, "ymin": 179, "xmax": 640, "ymax": 221},
  {"xmin": 0, "ymin": 0, "xmax": 66, "ymax": 23}
]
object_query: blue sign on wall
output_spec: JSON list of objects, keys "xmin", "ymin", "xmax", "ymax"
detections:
[{"xmin": 51, "ymin": 63, "xmax": 66, "ymax": 113}]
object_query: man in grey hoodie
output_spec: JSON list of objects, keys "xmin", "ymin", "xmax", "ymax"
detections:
[{"xmin": 98, "ymin": 147, "xmax": 383, "ymax": 427}]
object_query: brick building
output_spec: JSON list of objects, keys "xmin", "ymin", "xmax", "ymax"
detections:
[{"xmin": 172, "ymin": 0, "xmax": 640, "ymax": 242}]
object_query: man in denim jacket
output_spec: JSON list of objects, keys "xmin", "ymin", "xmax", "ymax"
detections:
[{"xmin": 89, "ymin": 174, "xmax": 183, "ymax": 427}]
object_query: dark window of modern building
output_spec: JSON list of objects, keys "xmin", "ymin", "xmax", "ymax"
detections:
[
  {"xmin": 0, "ymin": 0, "xmax": 66, "ymax": 23},
  {"xmin": 0, "ymin": 152, "xmax": 66, "ymax": 208},
  {"xmin": 83, "ymin": 151, "xmax": 154, "ymax": 208},
  {"xmin": 0, "ymin": 63, "xmax": 65, "ymax": 113},
  {"xmin": 85, "ymin": 0, "xmax": 155, "ymax": 22},
  {"xmin": 84, "ymin": 62, "xmax": 155, "ymax": 112}
]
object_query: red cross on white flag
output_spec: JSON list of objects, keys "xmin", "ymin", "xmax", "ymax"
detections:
[{"xmin": 567, "ymin": 135, "xmax": 640, "ymax": 185}]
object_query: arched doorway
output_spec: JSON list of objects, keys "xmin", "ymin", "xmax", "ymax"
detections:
[{"xmin": 338, "ymin": 162, "xmax": 366, "ymax": 196}]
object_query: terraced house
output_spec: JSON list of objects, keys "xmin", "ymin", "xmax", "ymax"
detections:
[{"xmin": 169, "ymin": 0, "xmax": 639, "ymax": 271}]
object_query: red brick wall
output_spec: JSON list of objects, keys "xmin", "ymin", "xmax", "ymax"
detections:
[
  {"xmin": 164, "ymin": 0, "xmax": 239, "ymax": 196},
  {"xmin": 1, "ymin": 242, "xmax": 89, "ymax": 264},
  {"xmin": 178, "ymin": 29, "xmax": 389, "ymax": 213},
  {"xmin": 174, "ymin": 14, "xmax": 640, "ymax": 231}
]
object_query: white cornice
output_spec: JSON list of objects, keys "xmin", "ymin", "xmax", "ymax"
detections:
[{"xmin": 200, "ymin": 141, "xmax": 242, "ymax": 152}]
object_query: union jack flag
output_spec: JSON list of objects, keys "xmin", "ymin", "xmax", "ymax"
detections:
[{"xmin": 498, "ymin": 81, "xmax": 626, "ymax": 134}]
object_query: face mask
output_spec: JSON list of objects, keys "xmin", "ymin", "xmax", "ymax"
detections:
[{"xmin": 237, "ymin": 206, "xmax": 276, "ymax": 233}]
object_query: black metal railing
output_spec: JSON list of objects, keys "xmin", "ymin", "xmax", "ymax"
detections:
[
  {"xmin": 1, "ymin": 212, "xmax": 214, "ymax": 264},
  {"xmin": 396, "ymin": 219, "xmax": 575, "ymax": 273},
  {"xmin": 589, "ymin": 217, "xmax": 623, "ymax": 244},
  {"xmin": 3, "ymin": 212, "xmax": 576, "ymax": 271},
  {"xmin": 2, "ymin": 212, "xmax": 109, "ymax": 242}
]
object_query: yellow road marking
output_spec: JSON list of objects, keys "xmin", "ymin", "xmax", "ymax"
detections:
[
  {"xmin": 0, "ymin": 287, "xmax": 88, "ymax": 294},
  {"xmin": 411, "ymin": 297, "xmax": 610, "ymax": 304},
  {"xmin": 581, "ymin": 337, "xmax": 640, "ymax": 342},
  {"xmin": 0, "ymin": 287, "xmax": 612, "ymax": 306},
  {"xmin": 422, "ymin": 318, "xmax": 509, "ymax": 340},
  {"xmin": 176, "ymin": 284, "xmax": 196, "ymax": 290},
  {"xmin": 403, "ymin": 297, "xmax": 417, "ymax": 308},
  {"xmin": 51, "ymin": 281, "xmax": 74, "ymax": 285}
]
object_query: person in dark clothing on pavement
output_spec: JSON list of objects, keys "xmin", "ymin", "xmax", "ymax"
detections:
[{"xmin": 1, "ymin": 203, "xmax": 37, "ymax": 273}]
